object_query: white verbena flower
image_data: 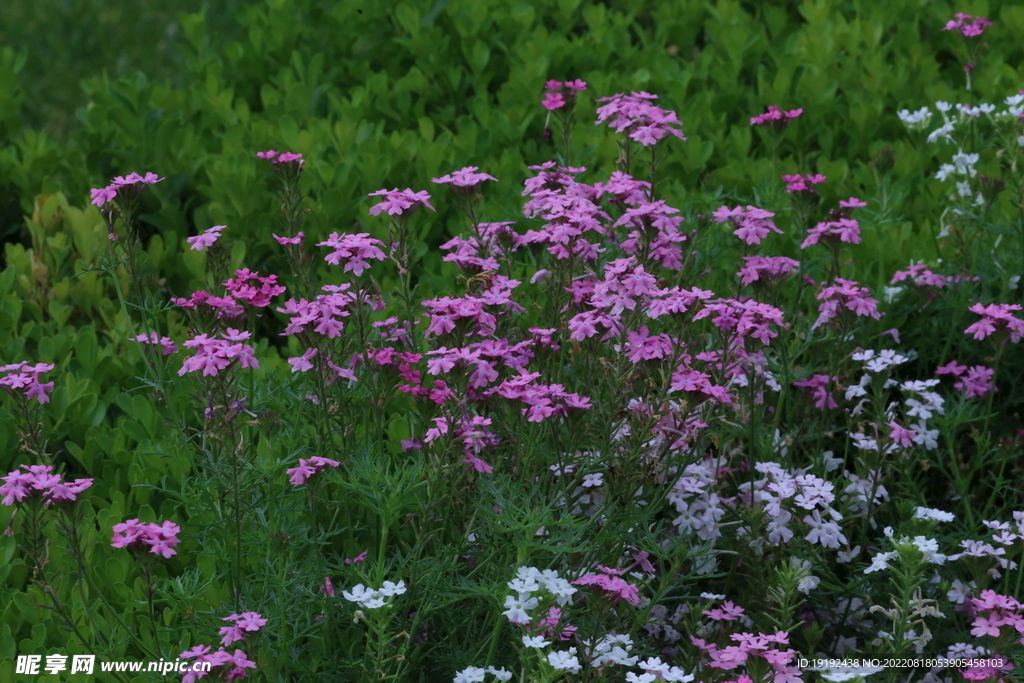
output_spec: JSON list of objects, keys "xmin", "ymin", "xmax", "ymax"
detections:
[
  {"xmin": 522, "ymin": 635, "xmax": 550, "ymax": 649},
  {"xmin": 914, "ymin": 507, "xmax": 954, "ymax": 522},
  {"xmin": 547, "ymin": 648, "xmax": 582, "ymax": 673}
]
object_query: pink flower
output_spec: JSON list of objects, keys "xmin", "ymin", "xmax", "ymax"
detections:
[
  {"xmin": 273, "ymin": 232, "xmax": 304, "ymax": 245},
  {"xmin": 887, "ymin": 421, "xmax": 918, "ymax": 448},
  {"xmin": 964, "ymin": 302, "xmax": 1024, "ymax": 344},
  {"xmin": 431, "ymin": 166, "xmax": 498, "ymax": 195},
  {"xmin": 367, "ymin": 188, "xmax": 435, "ymax": 216},
  {"xmin": 286, "ymin": 456, "xmax": 340, "ymax": 486},
  {"xmin": 781, "ymin": 173, "xmax": 826, "ymax": 193},
  {"xmin": 712, "ymin": 205, "xmax": 782, "ymax": 246},
  {"xmin": 187, "ymin": 225, "xmax": 226, "ymax": 252},
  {"xmin": 541, "ymin": 79, "xmax": 587, "ymax": 110},
  {"xmin": 944, "ymin": 13, "xmax": 993, "ymax": 37},
  {"xmin": 345, "ymin": 549, "xmax": 369, "ymax": 565},
  {"xmin": 0, "ymin": 361, "xmax": 57, "ymax": 404},
  {"xmin": 594, "ymin": 91, "xmax": 686, "ymax": 146},
  {"xmin": 111, "ymin": 518, "xmax": 181, "ymax": 558},
  {"xmin": 793, "ymin": 374, "xmax": 838, "ymax": 410},
  {"xmin": 316, "ymin": 232, "xmax": 387, "ymax": 275},
  {"xmin": 750, "ymin": 105, "xmax": 802, "ymax": 126}
]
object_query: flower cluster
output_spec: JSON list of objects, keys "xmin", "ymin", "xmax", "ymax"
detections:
[
  {"xmin": 178, "ymin": 330, "xmax": 259, "ymax": 377},
  {"xmin": 964, "ymin": 302, "xmax": 1024, "ymax": 344},
  {"xmin": 367, "ymin": 188, "xmax": 435, "ymax": 217},
  {"xmin": 277, "ymin": 285, "xmax": 358, "ymax": 339},
  {"xmin": 594, "ymin": 91, "xmax": 687, "ymax": 146},
  {"xmin": 0, "ymin": 362, "xmax": 56, "ymax": 404},
  {"xmin": 342, "ymin": 580, "xmax": 407, "ymax": 609},
  {"xmin": 256, "ymin": 149, "xmax": 303, "ymax": 166},
  {"xmin": 218, "ymin": 612, "xmax": 267, "ymax": 646},
  {"xmin": 316, "ymin": 232, "xmax": 387, "ymax": 275},
  {"xmin": 110, "ymin": 518, "xmax": 182, "ymax": 558},
  {"xmin": 222, "ymin": 269, "xmax": 286, "ymax": 308},
  {"xmin": 422, "ymin": 276, "xmax": 525, "ymax": 338},
  {"xmin": 1, "ymin": 464, "xmax": 93, "ymax": 506},
  {"xmin": 936, "ymin": 361, "xmax": 996, "ymax": 399},
  {"xmin": 712, "ymin": 205, "xmax": 783, "ymax": 246},
  {"xmin": 129, "ymin": 332, "xmax": 178, "ymax": 356},
  {"xmin": 813, "ymin": 278, "xmax": 882, "ymax": 330},
  {"xmin": 749, "ymin": 105, "xmax": 802, "ymax": 127},
  {"xmin": 439, "ymin": 222, "xmax": 517, "ymax": 272},
  {"xmin": 541, "ymin": 79, "xmax": 587, "ymax": 111},
  {"xmin": 180, "ymin": 645, "xmax": 256, "ymax": 683},
  {"xmin": 943, "ymin": 12, "xmax": 993, "ymax": 37},
  {"xmin": 89, "ymin": 171, "xmax": 164, "ymax": 208},
  {"xmin": 572, "ymin": 565, "xmax": 643, "ymax": 606},
  {"xmin": 432, "ymin": 166, "xmax": 498, "ymax": 197},
  {"xmin": 186, "ymin": 225, "xmax": 226, "ymax": 252},
  {"xmin": 285, "ymin": 456, "xmax": 340, "ymax": 487},
  {"xmin": 502, "ymin": 566, "xmax": 579, "ymax": 626},
  {"xmin": 782, "ymin": 173, "xmax": 826, "ymax": 194},
  {"xmin": 736, "ymin": 256, "xmax": 800, "ymax": 287}
]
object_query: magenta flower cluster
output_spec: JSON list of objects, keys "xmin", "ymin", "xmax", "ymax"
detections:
[
  {"xmin": 187, "ymin": 225, "xmax": 226, "ymax": 252},
  {"xmin": 737, "ymin": 256, "xmax": 800, "ymax": 287},
  {"xmin": 781, "ymin": 173, "xmax": 826, "ymax": 194},
  {"xmin": 594, "ymin": 91, "xmax": 687, "ymax": 146},
  {"xmin": 713, "ymin": 205, "xmax": 783, "ymax": 246},
  {"xmin": 180, "ymin": 645, "xmax": 256, "ymax": 683},
  {"xmin": 749, "ymin": 105, "xmax": 803, "ymax": 127},
  {"xmin": 286, "ymin": 456, "xmax": 340, "ymax": 486},
  {"xmin": 218, "ymin": 612, "xmax": 267, "ymax": 646},
  {"xmin": 944, "ymin": 12, "xmax": 993, "ymax": 37},
  {"xmin": 813, "ymin": 278, "xmax": 883, "ymax": 330},
  {"xmin": 89, "ymin": 171, "xmax": 164, "ymax": 208},
  {"xmin": 572, "ymin": 565, "xmax": 642, "ymax": 606},
  {"xmin": 178, "ymin": 329, "xmax": 259, "ymax": 377},
  {"xmin": 256, "ymin": 150, "xmax": 303, "ymax": 165},
  {"xmin": 1, "ymin": 464, "xmax": 93, "ymax": 506},
  {"xmin": 541, "ymin": 79, "xmax": 587, "ymax": 111},
  {"xmin": 964, "ymin": 302, "xmax": 1024, "ymax": 344},
  {"xmin": 111, "ymin": 518, "xmax": 182, "ymax": 558},
  {"xmin": 936, "ymin": 361, "xmax": 997, "ymax": 399},
  {"xmin": 316, "ymin": 232, "xmax": 387, "ymax": 275},
  {"xmin": 367, "ymin": 188, "xmax": 435, "ymax": 217},
  {"xmin": 130, "ymin": 332, "xmax": 178, "ymax": 356},
  {"xmin": 0, "ymin": 361, "xmax": 56, "ymax": 404}
]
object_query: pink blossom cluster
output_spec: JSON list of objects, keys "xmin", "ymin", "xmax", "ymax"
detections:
[
  {"xmin": 367, "ymin": 187, "xmax": 435, "ymax": 217},
  {"xmin": 963, "ymin": 591, "xmax": 1023, "ymax": 675},
  {"xmin": 749, "ymin": 105, "xmax": 803, "ymax": 127},
  {"xmin": 691, "ymin": 628, "xmax": 802, "ymax": 683},
  {"xmin": 432, "ymin": 166, "xmax": 498, "ymax": 197},
  {"xmin": 1, "ymin": 464, "xmax": 93, "ymax": 506},
  {"xmin": 669, "ymin": 367, "xmax": 734, "ymax": 407},
  {"xmin": 277, "ymin": 285, "xmax": 357, "ymax": 338},
  {"xmin": 944, "ymin": 12, "xmax": 993, "ymax": 37},
  {"xmin": 541, "ymin": 79, "xmax": 587, "ymax": 111},
  {"xmin": 89, "ymin": 171, "xmax": 164, "ymax": 208},
  {"xmin": 693, "ymin": 298, "xmax": 787, "ymax": 347},
  {"xmin": 594, "ymin": 91, "xmax": 687, "ymax": 146},
  {"xmin": 256, "ymin": 149, "xmax": 303, "ymax": 165},
  {"xmin": 800, "ymin": 218, "xmax": 862, "ymax": 249},
  {"xmin": 222, "ymin": 269, "xmax": 286, "ymax": 308},
  {"xmin": 186, "ymin": 225, "xmax": 226, "ymax": 252},
  {"xmin": 739, "ymin": 462, "xmax": 847, "ymax": 549},
  {"xmin": 219, "ymin": 612, "xmax": 267, "ymax": 646},
  {"xmin": 523, "ymin": 607, "xmax": 577, "ymax": 642},
  {"xmin": 890, "ymin": 263, "xmax": 958, "ymax": 289},
  {"xmin": 316, "ymin": 232, "xmax": 387, "ymax": 276},
  {"xmin": 286, "ymin": 456, "xmax": 340, "ymax": 486},
  {"xmin": 111, "ymin": 518, "xmax": 181, "ymax": 558},
  {"xmin": 517, "ymin": 168, "xmax": 610, "ymax": 263},
  {"xmin": 0, "ymin": 361, "xmax": 56, "ymax": 404},
  {"xmin": 180, "ymin": 644, "xmax": 256, "ymax": 683},
  {"xmin": 736, "ymin": 256, "xmax": 800, "ymax": 287},
  {"xmin": 439, "ymin": 222, "xmax": 518, "ymax": 272},
  {"xmin": 424, "ymin": 340, "xmax": 535, "ymax": 393},
  {"xmin": 130, "ymin": 332, "xmax": 178, "ymax": 356},
  {"xmin": 781, "ymin": 173, "xmax": 826, "ymax": 193},
  {"xmin": 490, "ymin": 369, "xmax": 592, "ymax": 423},
  {"xmin": 273, "ymin": 231, "xmax": 304, "ymax": 246},
  {"xmin": 812, "ymin": 278, "xmax": 882, "ymax": 330},
  {"xmin": 936, "ymin": 361, "xmax": 997, "ymax": 399},
  {"xmin": 613, "ymin": 199, "xmax": 690, "ymax": 270},
  {"xmin": 422, "ymin": 275, "xmax": 525, "ymax": 338},
  {"xmin": 592, "ymin": 170, "xmax": 652, "ymax": 206},
  {"xmin": 424, "ymin": 414, "xmax": 499, "ymax": 473},
  {"xmin": 178, "ymin": 329, "xmax": 259, "ymax": 377},
  {"xmin": 572, "ymin": 565, "xmax": 642, "ymax": 606},
  {"xmin": 793, "ymin": 374, "xmax": 838, "ymax": 410},
  {"xmin": 964, "ymin": 302, "xmax": 1024, "ymax": 344},
  {"xmin": 712, "ymin": 205, "xmax": 783, "ymax": 246},
  {"xmin": 171, "ymin": 291, "xmax": 245, "ymax": 319}
]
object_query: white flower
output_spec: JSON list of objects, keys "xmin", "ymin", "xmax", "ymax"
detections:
[
  {"xmin": 927, "ymin": 121, "xmax": 956, "ymax": 144},
  {"xmin": 979, "ymin": 103, "xmax": 995, "ymax": 114},
  {"xmin": 936, "ymin": 101, "xmax": 952, "ymax": 113},
  {"xmin": 507, "ymin": 577, "xmax": 539, "ymax": 595},
  {"xmin": 947, "ymin": 579, "xmax": 975, "ymax": 604},
  {"xmin": 1008, "ymin": 275, "xmax": 1021, "ymax": 290},
  {"xmin": 502, "ymin": 594, "xmax": 538, "ymax": 624},
  {"xmin": 522, "ymin": 635, "xmax": 550, "ymax": 649},
  {"xmin": 342, "ymin": 584, "xmax": 372, "ymax": 603},
  {"xmin": 627, "ymin": 674, "xmax": 658, "ymax": 683},
  {"xmin": 935, "ymin": 163, "xmax": 956, "ymax": 181},
  {"xmin": 956, "ymin": 180, "xmax": 972, "ymax": 197},
  {"xmin": 864, "ymin": 550, "xmax": 898, "ymax": 573},
  {"xmin": 837, "ymin": 545, "xmax": 862, "ymax": 563},
  {"xmin": 911, "ymin": 422, "xmax": 939, "ymax": 450},
  {"xmin": 453, "ymin": 666, "xmax": 487, "ymax": 683},
  {"xmin": 547, "ymin": 648, "xmax": 581, "ymax": 673},
  {"xmin": 883, "ymin": 286, "xmax": 905, "ymax": 303},
  {"xmin": 912, "ymin": 536, "xmax": 947, "ymax": 564},
  {"xmin": 898, "ymin": 107, "xmax": 932, "ymax": 130},
  {"xmin": 1018, "ymin": 135, "xmax": 1024, "ymax": 148},
  {"xmin": 379, "ymin": 580, "xmax": 406, "ymax": 597},
  {"xmin": 1006, "ymin": 94, "xmax": 1024, "ymax": 107},
  {"xmin": 798, "ymin": 574, "xmax": 821, "ymax": 594},
  {"xmin": 582, "ymin": 472, "xmax": 604, "ymax": 487},
  {"xmin": 914, "ymin": 507, "xmax": 954, "ymax": 522},
  {"xmin": 951, "ymin": 151, "xmax": 979, "ymax": 177}
]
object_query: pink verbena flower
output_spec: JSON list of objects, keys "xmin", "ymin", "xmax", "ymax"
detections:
[
  {"xmin": 737, "ymin": 256, "xmax": 799, "ymax": 287},
  {"xmin": 273, "ymin": 232, "xmax": 304, "ymax": 246},
  {"xmin": 813, "ymin": 278, "xmax": 882, "ymax": 330},
  {"xmin": 541, "ymin": 79, "xmax": 587, "ymax": 111},
  {"xmin": 712, "ymin": 205, "xmax": 783, "ymax": 246},
  {"xmin": 89, "ymin": 171, "xmax": 164, "ymax": 208},
  {"xmin": 0, "ymin": 361, "xmax": 56, "ymax": 404},
  {"xmin": 944, "ymin": 13, "xmax": 993, "ymax": 37},
  {"xmin": 594, "ymin": 91, "xmax": 687, "ymax": 146},
  {"xmin": 793, "ymin": 374, "xmax": 838, "ymax": 410},
  {"xmin": 178, "ymin": 330, "xmax": 259, "ymax": 377},
  {"xmin": 964, "ymin": 302, "xmax": 1024, "ymax": 344},
  {"xmin": 367, "ymin": 188, "xmax": 435, "ymax": 217},
  {"xmin": 187, "ymin": 225, "xmax": 226, "ymax": 252},
  {"xmin": 431, "ymin": 166, "xmax": 498, "ymax": 196},
  {"xmin": 111, "ymin": 519, "xmax": 181, "ymax": 558},
  {"xmin": 316, "ymin": 233, "xmax": 386, "ymax": 275},
  {"xmin": 222, "ymin": 269, "xmax": 287, "ymax": 308},
  {"xmin": 800, "ymin": 218, "xmax": 862, "ymax": 249},
  {"xmin": 130, "ymin": 332, "xmax": 178, "ymax": 355},
  {"xmin": 286, "ymin": 456, "xmax": 340, "ymax": 486},
  {"xmin": 750, "ymin": 105, "xmax": 802, "ymax": 127},
  {"xmin": 1, "ymin": 464, "xmax": 92, "ymax": 506},
  {"xmin": 219, "ymin": 612, "xmax": 267, "ymax": 646},
  {"xmin": 781, "ymin": 173, "xmax": 826, "ymax": 193},
  {"xmin": 936, "ymin": 361, "xmax": 996, "ymax": 399}
]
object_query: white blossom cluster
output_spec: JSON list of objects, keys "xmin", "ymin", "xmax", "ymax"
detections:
[{"xmin": 341, "ymin": 580, "xmax": 407, "ymax": 609}]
